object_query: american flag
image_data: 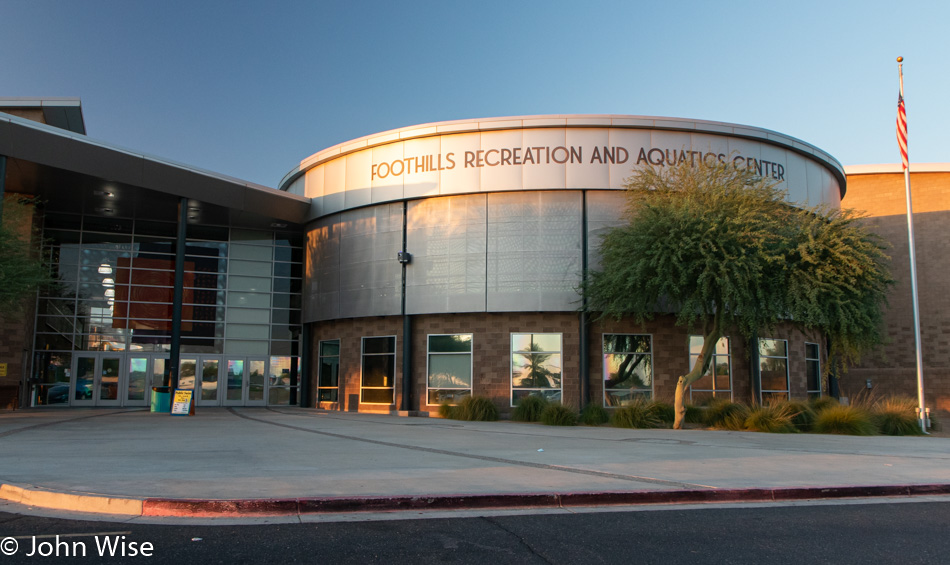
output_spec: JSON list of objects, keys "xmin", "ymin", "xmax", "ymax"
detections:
[{"xmin": 897, "ymin": 93, "xmax": 909, "ymax": 170}]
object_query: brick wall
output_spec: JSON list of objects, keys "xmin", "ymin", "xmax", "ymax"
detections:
[
  {"xmin": 308, "ymin": 313, "xmax": 826, "ymax": 416},
  {"xmin": 0, "ymin": 194, "xmax": 39, "ymax": 408},
  {"xmin": 843, "ymin": 171, "xmax": 950, "ymax": 414}
]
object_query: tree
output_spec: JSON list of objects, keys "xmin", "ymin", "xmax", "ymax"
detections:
[
  {"xmin": 583, "ymin": 160, "xmax": 893, "ymax": 428},
  {"xmin": 0, "ymin": 197, "xmax": 52, "ymax": 317}
]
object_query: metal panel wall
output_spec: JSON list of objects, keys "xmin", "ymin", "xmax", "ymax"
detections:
[
  {"xmin": 486, "ymin": 191, "xmax": 582, "ymax": 311},
  {"xmin": 406, "ymin": 194, "xmax": 487, "ymax": 314}
]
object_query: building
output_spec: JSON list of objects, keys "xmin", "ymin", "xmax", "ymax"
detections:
[
  {"xmin": 4, "ymin": 100, "xmax": 896, "ymax": 415},
  {"xmin": 840, "ymin": 164, "xmax": 950, "ymax": 415}
]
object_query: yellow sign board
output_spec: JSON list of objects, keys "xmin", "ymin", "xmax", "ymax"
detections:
[
  {"xmin": 0, "ymin": 363, "xmax": 6, "ymax": 377},
  {"xmin": 171, "ymin": 389, "xmax": 194, "ymax": 415}
]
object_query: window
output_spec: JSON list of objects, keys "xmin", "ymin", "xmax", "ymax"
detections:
[
  {"xmin": 427, "ymin": 334, "xmax": 473, "ymax": 405},
  {"xmin": 511, "ymin": 333, "xmax": 561, "ymax": 406},
  {"xmin": 805, "ymin": 342, "xmax": 821, "ymax": 399},
  {"xmin": 603, "ymin": 334, "xmax": 652, "ymax": 406},
  {"xmin": 361, "ymin": 336, "xmax": 396, "ymax": 405},
  {"xmin": 758, "ymin": 338, "xmax": 789, "ymax": 402},
  {"xmin": 688, "ymin": 336, "xmax": 732, "ymax": 402},
  {"xmin": 268, "ymin": 356, "xmax": 299, "ymax": 405},
  {"xmin": 318, "ymin": 340, "xmax": 340, "ymax": 402}
]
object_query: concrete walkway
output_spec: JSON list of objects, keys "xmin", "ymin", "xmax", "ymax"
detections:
[{"xmin": 1, "ymin": 407, "xmax": 948, "ymax": 517}]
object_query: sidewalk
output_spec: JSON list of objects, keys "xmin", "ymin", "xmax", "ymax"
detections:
[{"xmin": 1, "ymin": 407, "xmax": 948, "ymax": 518}]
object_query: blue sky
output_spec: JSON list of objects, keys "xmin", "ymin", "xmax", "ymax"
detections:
[{"xmin": 2, "ymin": 0, "xmax": 947, "ymax": 188}]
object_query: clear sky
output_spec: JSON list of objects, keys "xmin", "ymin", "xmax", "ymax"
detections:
[{"xmin": 2, "ymin": 0, "xmax": 947, "ymax": 188}]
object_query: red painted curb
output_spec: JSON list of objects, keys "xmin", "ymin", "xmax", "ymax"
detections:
[{"xmin": 139, "ymin": 484, "xmax": 950, "ymax": 517}]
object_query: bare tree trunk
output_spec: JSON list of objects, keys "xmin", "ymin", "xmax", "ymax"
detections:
[{"xmin": 673, "ymin": 376, "xmax": 688, "ymax": 429}]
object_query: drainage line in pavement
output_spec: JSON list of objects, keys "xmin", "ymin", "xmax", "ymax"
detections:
[{"xmin": 228, "ymin": 408, "xmax": 711, "ymax": 490}]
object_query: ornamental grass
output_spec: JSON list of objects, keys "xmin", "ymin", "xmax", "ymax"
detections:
[
  {"xmin": 512, "ymin": 394, "xmax": 550, "ymax": 422},
  {"xmin": 540, "ymin": 404, "xmax": 578, "ymax": 426},
  {"xmin": 812, "ymin": 404, "xmax": 877, "ymax": 435},
  {"xmin": 872, "ymin": 396, "xmax": 923, "ymax": 436},
  {"xmin": 579, "ymin": 403, "xmax": 609, "ymax": 426},
  {"xmin": 610, "ymin": 397, "xmax": 663, "ymax": 429}
]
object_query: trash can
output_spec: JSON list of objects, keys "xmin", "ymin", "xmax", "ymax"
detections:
[{"xmin": 150, "ymin": 386, "xmax": 171, "ymax": 413}]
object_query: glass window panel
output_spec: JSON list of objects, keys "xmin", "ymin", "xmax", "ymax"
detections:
[
  {"xmin": 806, "ymin": 343, "xmax": 820, "ymax": 359},
  {"xmin": 227, "ymin": 359, "xmax": 244, "ymax": 401},
  {"xmin": 363, "ymin": 336, "xmax": 396, "ymax": 354},
  {"xmin": 271, "ymin": 293, "xmax": 301, "ymax": 309},
  {"xmin": 225, "ymin": 324, "xmax": 269, "ymax": 340},
  {"xmin": 692, "ymin": 374, "xmax": 713, "ymax": 390},
  {"xmin": 200, "ymin": 359, "xmax": 219, "ymax": 401},
  {"xmin": 152, "ymin": 358, "xmax": 166, "ymax": 388},
  {"xmin": 271, "ymin": 309, "xmax": 301, "ymax": 325},
  {"xmin": 512, "ymin": 389, "xmax": 560, "ymax": 405},
  {"xmin": 84, "ymin": 216, "xmax": 133, "ymax": 234},
  {"xmin": 760, "ymin": 360, "xmax": 788, "ymax": 391},
  {"xmin": 759, "ymin": 339, "xmax": 787, "ymax": 358},
  {"xmin": 231, "ymin": 229, "xmax": 272, "ymax": 244},
  {"xmin": 688, "ymin": 335, "xmax": 704, "ymax": 355},
  {"xmin": 83, "ymin": 232, "xmax": 133, "ymax": 245},
  {"xmin": 135, "ymin": 220, "xmax": 177, "ymax": 237},
  {"xmin": 320, "ymin": 341, "xmax": 340, "ymax": 357},
  {"xmin": 45, "ymin": 213, "xmax": 83, "ymax": 230},
  {"xmin": 603, "ymin": 334, "xmax": 650, "ymax": 354},
  {"xmin": 269, "ymin": 357, "xmax": 295, "ymax": 385},
  {"xmin": 319, "ymin": 359, "xmax": 339, "ymax": 388},
  {"xmin": 228, "ymin": 308, "xmax": 270, "ymax": 324},
  {"xmin": 43, "ymin": 229, "xmax": 82, "ymax": 244},
  {"xmin": 272, "ymin": 278, "xmax": 302, "ymax": 294},
  {"xmin": 428, "ymin": 389, "xmax": 470, "ymax": 405},
  {"xmin": 428, "ymin": 334, "xmax": 472, "ymax": 353},
  {"xmin": 511, "ymin": 333, "xmax": 561, "ymax": 353},
  {"xmin": 34, "ymin": 333, "xmax": 76, "ymax": 351},
  {"xmin": 228, "ymin": 275, "xmax": 272, "ymax": 293},
  {"xmin": 127, "ymin": 357, "xmax": 148, "ymax": 401},
  {"xmin": 604, "ymin": 389, "xmax": 651, "ymax": 407},
  {"xmin": 229, "ymin": 244, "xmax": 272, "ymax": 261},
  {"xmin": 33, "ymin": 352, "xmax": 72, "ymax": 384},
  {"xmin": 274, "ymin": 247, "xmax": 303, "ymax": 263},
  {"xmin": 74, "ymin": 357, "xmax": 95, "ymax": 400},
  {"xmin": 512, "ymin": 353, "xmax": 561, "ymax": 388},
  {"xmin": 275, "ymin": 234, "xmax": 303, "ymax": 248},
  {"xmin": 227, "ymin": 292, "xmax": 271, "ymax": 308},
  {"xmin": 428, "ymin": 354, "xmax": 472, "ymax": 389},
  {"xmin": 223, "ymin": 340, "xmax": 268, "ymax": 355},
  {"xmin": 187, "ymin": 225, "xmax": 229, "ymax": 241},
  {"xmin": 181, "ymin": 340, "xmax": 224, "ymax": 354},
  {"xmin": 270, "ymin": 341, "xmax": 295, "ymax": 356},
  {"xmin": 273, "ymin": 263, "xmax": 295, "ymax": 278},
  {"xmin": 361, "ymin": 388, "xmax": 393, "ymax": 404},
  {"xmin": 229, "ymin": 260, "xmax": 272, "ymax": 277},
  {"xmin": 362, "ymin": 355, "xmax": 395, "ymax": 387},
  {"xmin": 604, "ymin": 353, "xmax": 652, "ymax": 390}
]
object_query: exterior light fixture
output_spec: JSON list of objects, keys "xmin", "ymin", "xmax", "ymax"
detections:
[
  {"xmin": 98, "ymin": 263, "xmax": 113, "ymax": 274},
  {"xmin": 104, "ymin": 289, "xmax": 115, "ymax": 298},
  {"xmin": 397, "ymin": 251, "xmax": 412, "ymax": 264},
  {"xmin": 101, "ymin": 278, "xmax": 114, "ymax": 288}
]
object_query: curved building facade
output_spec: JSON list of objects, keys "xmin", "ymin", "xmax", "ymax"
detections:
[{"xmin": 282, "ymin": 115, "xmax": 845, "ymax": 413}]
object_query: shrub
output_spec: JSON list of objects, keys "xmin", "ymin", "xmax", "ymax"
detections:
[
  {"xmin": 785, "ymin": 400, "xmax": 816, "ymax": 431},
  {"xmin": 684, "ymin": 403, "xmax": 704, "ymax": 424},
  {"xmin": 611, "ymin": 398, "xmax": 662, "ymax": 429},
  {"xmin": 812, "ymin": 404, "xmax": 876, "ymax": 435},
  {"xmin": 648, "ymin": 401, "xmax": 675, "ymax": 425},
  {"xmin": 703, "ymin": 399, "xmax": 748, "ymax": 428},
  {"xmin": 579, "ymin": 403, "xmax": 609, "ymax": 426},
  {"xmin": 453, "ymin": 395, "xmax": 499, "ymax": 421},
  {"xmin": 540, "ymin": 404, "xmax": 578, "ymax": 426},
  {"xmin": 872, "ymin": 397, "xmax": 923, "ymax": 436},
  {"xmin": 743, "ymin": 403, "xmax": 797, "ymax": 433},
  {"xmin": 438, "ymin": 402, "xmax": 456, "ymax": 419},
  {"xmin": 810, "ymin": 396, "xmax": 839, "ymax": 413},
  {"xmin": 512, "ymin": 394, "xmax": 550, "ymax": 422}
]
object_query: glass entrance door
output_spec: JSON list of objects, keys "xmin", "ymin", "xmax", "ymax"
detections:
[
  {"xmin": 71, "ymin": 353, "xmax": 123, "ymax": 406},
  {"xmin": 179, "ymin": 356, "xmax": 223, "ymax": 407},
  {"xmin": 223, "ymin": 358, "xmax": 267, "ymax": 406}
]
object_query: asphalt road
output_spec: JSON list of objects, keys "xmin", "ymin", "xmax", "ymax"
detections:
[{"xmin": 1, "ymin": 501, "xmax": 948, "ymax": 564}]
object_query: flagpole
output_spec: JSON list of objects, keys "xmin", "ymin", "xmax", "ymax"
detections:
[{"xmin": 897, "ymin": 56, "xmax": 928, "ymax": 433}]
